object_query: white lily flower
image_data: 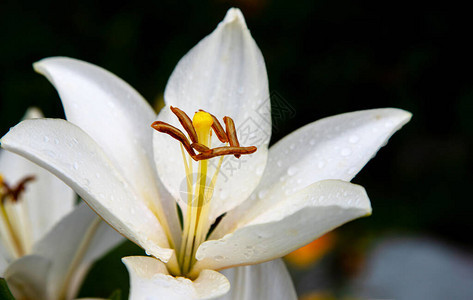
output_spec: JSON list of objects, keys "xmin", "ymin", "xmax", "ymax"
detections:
[
  {"xmin": 0, "ymin": 108, "xmax": 123, "ymax": 300},
  {"xmin": 0, "ymin": 8, "xmax": 411, "ymax": 299}
]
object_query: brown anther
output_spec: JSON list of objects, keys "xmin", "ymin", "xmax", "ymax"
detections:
[
  {"xmin": 171, "ymin": 106, "xmax": 198, "ymax": 143},
  {"xmin": 206, "ymin": 112, "xmax": 228, "ymax": 143},
  {"xmin": 223, "ymin": 116, "xmax": 241, "ymax": 158},
  {"xmin": 191, "ymin": 143, "xmax": 211, "ymax": 152},
  {"xmin": 195, "ymin": 146, "xmax": 257, "ymax": 160},
  {"xmin": 151, "ymin": 121, "xmax": 197, "ymax": 158},
  {"xmin": 1, "ymin": 175, "xmax": 36, "ymax": 203},
  {"xmin": 152, "ymin": 107, "xmax": 257, "ymax": 162}
]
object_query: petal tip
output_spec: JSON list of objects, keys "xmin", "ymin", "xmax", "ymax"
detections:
[{"xmin": 222, "ymin": 7, "xmax": 248, "ymax": 29}]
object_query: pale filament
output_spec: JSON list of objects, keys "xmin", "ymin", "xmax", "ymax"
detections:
[
  {"xmin": 152, "ymin": 107, "xmax": 257, "ymax": 276},
  {"xmin": 0, "ymin": 175, "xmax": 35, "ymax": 259}
]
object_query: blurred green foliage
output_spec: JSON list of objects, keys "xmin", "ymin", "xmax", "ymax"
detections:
[{"xmin": 1, "ymin": 0, "xmax": 472, "ymax": 297}]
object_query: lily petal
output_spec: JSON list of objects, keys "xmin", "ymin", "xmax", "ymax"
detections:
[
  {"xmin": 215, "ymin": 108, "xmax": 411, "ymax": 236},
  {"xmin": 0, "ymin": 149, "xmax": 75, "ymax": 245},
  {"xmin": 34, "ymin": 202, "xmax": 123, "ymax": 300},
  {"xmin": 0, "ymin": 107, "xmax": 75, "ymax": 246},
  {"xmin": 193, "ymin": 180, "xmax": 370, "ymax": 272},
  {"xmin": 218, "ymin": 259, "xmax": 297, "ymax": 300},
  {"xmin": 33, "ymin": 57, "xmax": 181, "ymax": 244},
  {"xmin": 154, "ymin": 8, "xmax": 270, "ymax": 220},
  {"xmin": 1, "ymin": 119, "xmax": 173, "ymax": 263},
  {"xmin": 5, "ymin": 202, "xmax": 122, "ymax": 300},
  {"xmin": 4, "ymin": 255, "xmax": 50, "ymax": 300},
  {"xmin": 123, "ymin": 256, "xmax": 230, "ymax": 300}
]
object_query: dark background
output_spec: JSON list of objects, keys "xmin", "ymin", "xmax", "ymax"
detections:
[{"xmin": 1, "ymin": 0, "xmax": 472, "ymax": 298}]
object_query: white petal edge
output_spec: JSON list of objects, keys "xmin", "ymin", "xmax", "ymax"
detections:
[
  {"xmin": 32, "ymin": 202, "xmax": 123, "ymax": 300},
  {"xmin": 4, "ymin": 255, "xmax": 50, "ymax": 300},
  {"xmin": 0, "ymin": 119, "xmax": 173, "ymax": 263},
  {"xmin": 192, "ymin": 180, "xmax": 370, "ymax": 272},
  {"xmin": 123, "ymin": 256, "xmax": 230, "ymax": 300},
  {"xmin": 218, "ymin": 259, "xmax": 297, "ymax": 300},
  {"xmin": 155, "ymin": 8, "xmax": 271, "ymax": 220},
  {"xmin": 34, "ymin": 57, "xmax": 181, "ymax": 244},
  {"xmin": 0, "ymin": 148, "xmax": 75, "ymax": 245},
  {"xmin": 1, "ymin": 107, "xmax": 75, "ymax": 245},
  {"xmin": 214, "ymin": 108, "xmax": 410, "ymax": 236}
]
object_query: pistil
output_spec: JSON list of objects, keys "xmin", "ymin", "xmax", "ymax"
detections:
[{"xmin": 152, "ymin": 107, "xmax": 257, "ymax": 276}]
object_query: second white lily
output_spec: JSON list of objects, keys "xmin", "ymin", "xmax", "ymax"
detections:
[{"xmin": 0, "ymin": 8, "xmax": 411, "ymax": 299}]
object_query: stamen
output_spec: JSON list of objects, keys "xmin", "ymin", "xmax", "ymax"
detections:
[
  {"xmin": 202, "ymin": 111, "xmax": 228, "ymax": 143},
  {"xmin": 152, "ymin": 106, "xmax": 259, "ymax": 276},
  {"xmin": 195, "ymin": 146, "xmax": 257, "ymax": 160},
  {"xmin": 171, "ymin": 106, "xmax": 198, "ymax": 143},
  {"xmin": 151, "ymin": 121, "xmax": 197, "ymax": 158},
  {"xmin": 191, "ymin": 143, "xmax": 210, "ymax": 153},
  {"xmin": 223, "ymin": 116, "xmax": 241, "ymax": 158},
  {"xmin": 0, "ymin": 175, "xmax": 35, "ymax": 258},
  {"xmin": 152, "ymin": 107, "xmax": 257, "ymax": 162}
]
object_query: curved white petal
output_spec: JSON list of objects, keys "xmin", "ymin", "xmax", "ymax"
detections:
[
  {"xmin": 1, "ymin": 108, "xmax": 75, "ymax": 245},
  {"xmin": 218, "ymin": 259, "xmax": 297, "ymax": 300},
  {"xmin": 4, "ymin": 255, "xmax": 50, "ymax": 300},
  {"xmin": 123, "ymin": 256, "xmax": 230, "ymax": 300},
  {"xmin": 32, "ymin": 202, "xmax": 123, "ymax": 300},
  {"xmin": 1, "ymin": 119, "xmax": 173, "ymax": 263},
  {"xmin": 34, "ymin": 57, "xmax": 181, "ymax": 244},
  {"xmin": 154, "ymin": 8, "xmax": 270, "ymax": 220},
  {"xmin": 193, "ymin": 180, "xmax": 370, "ymax": 272},
  {"xmin": 0, "ymin": 149, "xmax": 75, "ymax": 245},
  {"xmin": 214, "ymin": 108, "xmax": 411, "ymax": 236}
]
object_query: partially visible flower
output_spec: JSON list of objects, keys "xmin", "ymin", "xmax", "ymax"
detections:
[
  {"xmin": 0, "ymin": 108, "xmax": 123, "ymax": 300},
  {"xmin": 0, "ymin": 8, "xmax": 411, "ymax": 299}
]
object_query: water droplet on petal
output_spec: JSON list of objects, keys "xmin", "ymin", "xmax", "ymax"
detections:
[
  {"xmin": 73, "ymin": 162, "xmax": 79, "ymax": 170},
  {"xmin": 258, "ymin": 189, "xmax": 268, "ymax": 199},
  {"xmin": 349, "ymin": 135, "xmax": 360, "ymax": 143},
  {"xmin": 287, "ymin": 166, "xmax": 298, "ymax": 176},
  {"xmin": 341, "ymin": 148, "xmax": 352, "ymax": 156},
  {"xmin": 43, "ymin": 136, "xmax": 50, "ymax": 142}
]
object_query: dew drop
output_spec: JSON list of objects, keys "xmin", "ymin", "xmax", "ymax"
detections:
[
  {"xmin": 349, "ymin": 135, "xmax": 360, "ymax": 143},
  {"xmin": 43, "ymin": 136, "xmax": 50, "ymax": 142},
  {"xmin": 348, "ymin": 167, "xmax": 357, "ymax": 175},
  {"xmin": 219, "ymin": 190, "xmax": 229, "ymax": 200},
  {"xmin": 258, "ymin": 189, "xmax": 268, "ymax": 199},
  {"xmin": 73, "ymin": 162, "xmax": 79, "ymax": 170},
  {"xmin": 309, "ymin": 139, "xmax": 316, "ymax": 146},
  {"xmin": 317, "ymin": 161, "xmax": 326, "ymax": 168},
  {"xmin": 54, "ymin": 138, "xmax": 60, "ymax": 144},
  {"xmin": 237, "ymin": 87, "xmax": 244, "ymax": 94},
  {"xmin": 95, "ymin": 173, "xmax": 101, "ymax": 178},
  {"xmin": 341, "ymin": 148, "xmax": 352, "ymax": 156},
  {"xmin": 255, "ymin": 165, "xmax": 264, "ymax": 176},
  {"xmin": 276, "ymin": 160, "xmax": 283, "ymax": 167},
  {"xmin": 287, "ymin": 166, "xmax": 298, "ymax": 176},
  {"xmin": 289, "ymin": 143, "xmax": 296, "ymax": 150},
  {"xmin": 214, "ymin": 255, "xmax": 224, "ymax": 261},
  {"xmin": 45, "ymin": 150, "xmax": 56, "ymax": 158}
]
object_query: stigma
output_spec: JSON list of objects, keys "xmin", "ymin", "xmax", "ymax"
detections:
[
  {"xmin": 151, "ymin": 106, "xmax": 258, "ymax": 276},
  {"xmin": 151, "ymin": 106, "xmax": 257, "ymax": 161}
]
